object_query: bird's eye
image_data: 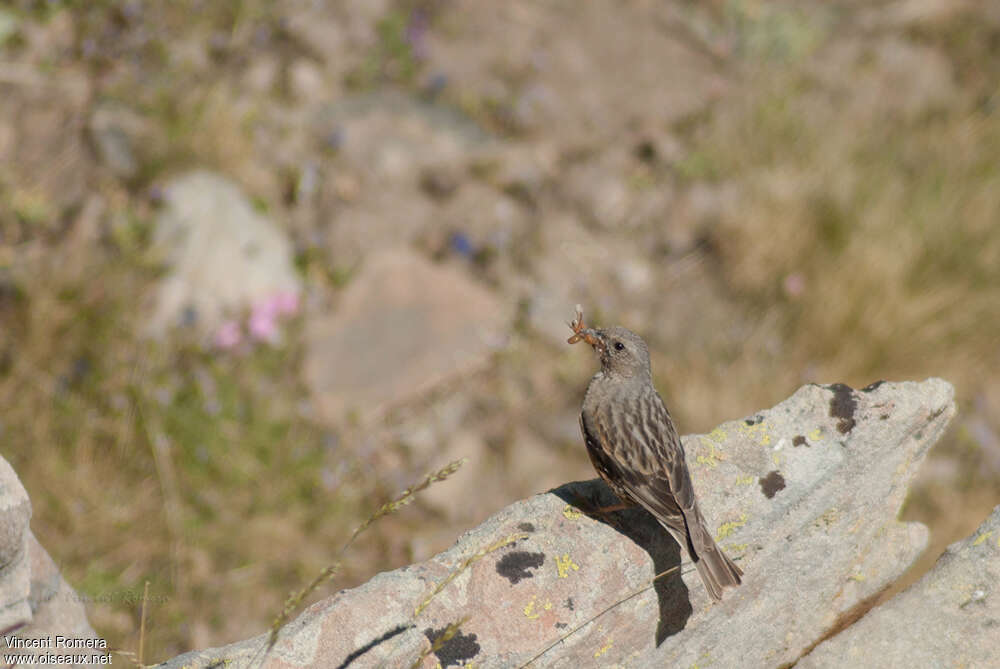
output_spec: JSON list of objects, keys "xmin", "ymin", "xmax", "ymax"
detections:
[{"xmin": 613, "ymin": 341, "xmax": 625, "ymax": 351}]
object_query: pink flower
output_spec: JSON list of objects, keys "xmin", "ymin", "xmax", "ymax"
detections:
[
  {"xmin": 273, "ymin": 290, "xmax": 300, "ymax": 316},
  {"xmin": 248, "ymin": 305, "xmax": 279, "ymax": 344},
  {"xmin": 246, "ymin": 291, "xmax": 299, "ymax": 345},
  {"xmin": 783, "ymin": 272, "xmax": 806, "ymax": 298},
  {"xmin": 214, "ymin": 320, "xmax": 243, "ymax": 350}
]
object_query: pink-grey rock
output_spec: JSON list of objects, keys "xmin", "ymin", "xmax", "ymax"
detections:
[
  {"xmin": 798, "ymin": 503, "xmax": 1000, "ymax": 669},
  {"xmin": 0, "ymin": 456, "xmax": 33, "ymax": 632},
  {"xmin": 304, "ymin": 248, "xmax": 508, "ymax": 423},
  {"xmin": 156, "ymin": 378, "xmax": 954, "ymax": 668}
]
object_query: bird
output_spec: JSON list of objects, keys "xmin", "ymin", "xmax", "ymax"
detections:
[{"xmin": 568, "ymin": 306, "xmax": 742, "ymax": 601}]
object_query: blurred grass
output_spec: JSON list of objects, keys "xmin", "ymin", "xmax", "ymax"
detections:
[
  {"xmin": 0, "ymin": 203, "xmax": 378, "ymax": 660},
  {"xmin": 668, "ymin": 8, "xmax": 1000, "ymax": 586}
]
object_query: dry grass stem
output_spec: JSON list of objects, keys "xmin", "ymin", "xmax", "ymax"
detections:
[
  {"xmin": 408, "ymin": 617, "xmax": 470, "ymax": 669},
  {"xmin": 138, "ymin": 580, "xmax": 150, "ymax": 666},
  {"xmin": 413, "ymin": 533, "xmax": 527, "ymax": 617},
  {"xmin": 261, "ymin": 459, "xmax": 467, "ymax": 657}
]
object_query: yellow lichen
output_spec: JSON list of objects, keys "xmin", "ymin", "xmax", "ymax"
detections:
[
  {"xmin": 716, "ymin": 513, "xmax": 748, "ymax": 540},
  {"xmin": 562, "ymin": 505, "xmax": 583, "ymax": 520},
  {"xmin": 523, "ymin": 595, "xmax": 552, "ymax": 620},
  {"xmin": 972, "ymin": 531, "xmax": 992, "ymax": 546},
  {"xmin": 697, "ymin": 440, "xmax": 721, "ymax": 468},
  {"xmin": 523, "ymin": 596, "xmax": 540, "ymax": 619},
  {"xmin": 594, "ymin": 637, "xmax": 613, "ymax": 658},
  {"xmin": 815, "ymin": 507, "xmax": 839, "ymax": 528},
  {"xmin": 555, "ymin": 554, "xmax": 580, "ymax": 578},
  {"xmin": 739, "ymin": 420, "xmax": 771, "ymax": 446}
]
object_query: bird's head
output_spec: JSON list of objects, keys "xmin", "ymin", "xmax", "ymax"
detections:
[{"xmin": 569, "ymin": 310, "xmax": 651, "ymax": 378}]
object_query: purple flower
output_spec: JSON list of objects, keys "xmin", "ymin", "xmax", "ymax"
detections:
[{"xmin": 405, "ymin": 9, "xmax": 429, "ymax": 60}]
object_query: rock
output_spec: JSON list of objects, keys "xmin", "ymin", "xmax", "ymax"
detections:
[
  {"xmin": 875, "ymin": 0, "xmax": 973, "ymax": 29},
  {"xmin": 422, "ymin": 2, "xmax": 729, "ymax": 141},
  {"xmin": 87, "ymin": 102, "xmax": 154, "ymax": 180},
  {"xmin": 156, "ymin": 378, "xmax": 954, "ymax": 668},
  {"xmin": 304, "ymin": 248, "xmax": 508, "ymax": 423},
  {"xmin": 309, "ymin": 91, "xmax": 492, "ymax": 267},
  {"xmin": 810, "ymin": 37, "xmax": 955, "ymax": 122},
  {"xmin": 0, "ymin": 63, "xmax": 90, "ymax": 221},
  {"xmin": 149, "ymin": 170, "xmax": 301, "ymax": 337},
  {"xmin": 799, "ymin": 503, "xmax": 1000, "ymax": 668},
  {"xmin": 288, "ymin": 59, "xmax": 326, "ymax": 103},
  {"xmin": 0, "ymin": 456, "xmax": 33, "ymax": 632},
  {"xmin": 0, "ymin": 456, "xmax": 100, "ymax": 666},
  {"xmin": 418, "ymin": 429, "xmax": 497, "ymax": 522},
  {"xmin": 522, "ymin": 213, "xmax": 618, "ymax": 346}
]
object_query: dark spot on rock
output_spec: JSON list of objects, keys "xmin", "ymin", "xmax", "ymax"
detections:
[
  {"xmin": 880, "ymin": 414, "xmax": 890, "ymax": 420},
  {"xmin": 555, "ymin": 622, "xmax": 568, "ymax": 629},
  {"xmin": 518, "ymin": 522, "xmax": 535, "ymax": 533},
  {"xmin": 496, "ymin": 551, "xmax": 545, "ymax": 584},
  {"xmin": 424, "ymin": 626, "xmax": 480, "ymax": 667},
  {"xmin": 565, "ymin": 597, "xmax": 574, "ymax": 611},
  {"xmin": 862, "ymin": 380, "xmax": 886, "ymax": 392},
  {"xmin": 827, "ymin": 383, "xmax": 857, "ymax": 434},
  {"xmin": 744, "ymin": 414, "xmax": 764, "ymax": 425},
  {"xmin": 792, "ymin": 435, "xmax": 807, "ymax": 447},
  {"xmin": 759, "ymin": 470, "xmax": 786, "ymax": 499}
]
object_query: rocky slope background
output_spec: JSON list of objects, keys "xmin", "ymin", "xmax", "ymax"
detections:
[{"xmin": 1, "ymin": 0, "xmax": 999, "ymax": 664}]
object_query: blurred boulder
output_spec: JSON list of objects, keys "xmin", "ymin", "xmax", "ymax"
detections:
[
  {"xmin": 87, "ymin": 102, "xmax": 158, "ymax": 180},
  {"xmin": 158, "ymin": 378, "xmax": 955, "ymax": 668},
  {"xmin": 0, "ymin": 456, "xmax": 100, "ymax": 664},
  {"xmin": 311, "ymin": 91, "xmax": 491, "ymax": 267},
  {"xmin": 148, "ymin": 170, "xmax": 301, "ymax": 338},
  {"xmin": 0, "ymin": 64, "xmax": 90, "ymax": 222},
  {"xmin": 304, "ymin": 248, "xmax": 509, "ymax": 423}
]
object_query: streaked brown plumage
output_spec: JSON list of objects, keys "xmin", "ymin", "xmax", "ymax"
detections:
[{"xmin": 568, "ymin": 308, "xmax": 742, "ymax": 601}]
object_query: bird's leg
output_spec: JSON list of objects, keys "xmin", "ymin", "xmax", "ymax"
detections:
[
  {"xmin": 592, "ymin": 502, "xmax": 632, "ymax": 514},
  {"xmin": 569, "ymin": 490, "xmax": 634, "ymax": 517}
]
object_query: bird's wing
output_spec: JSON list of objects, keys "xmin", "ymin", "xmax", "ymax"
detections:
[
  {"xmin": 580, "ymin": 411, "xmax": 627, "ymax": 492},
  {"xmin": 604, "ymin": 390, "xmax": 715, "ymax": 559}
]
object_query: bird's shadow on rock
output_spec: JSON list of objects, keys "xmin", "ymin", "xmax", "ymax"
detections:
[{"xmin": 554, "ymin": 479, "xmax": 693, "ymax": 646}]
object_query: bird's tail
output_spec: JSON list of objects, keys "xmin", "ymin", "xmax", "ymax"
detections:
[{"xmin": 693, "ymin": 537, "xmax": 743, "ymax": 602}]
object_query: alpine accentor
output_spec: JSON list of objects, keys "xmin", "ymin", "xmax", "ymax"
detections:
[{"xmin": 568, "ymin": 307, "xmax": 742, "ymax": 601}]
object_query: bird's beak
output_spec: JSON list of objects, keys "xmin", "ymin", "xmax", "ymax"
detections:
[{"xmin": 579, "ymin": 328, "xmax": 606, "ymax": 354}]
